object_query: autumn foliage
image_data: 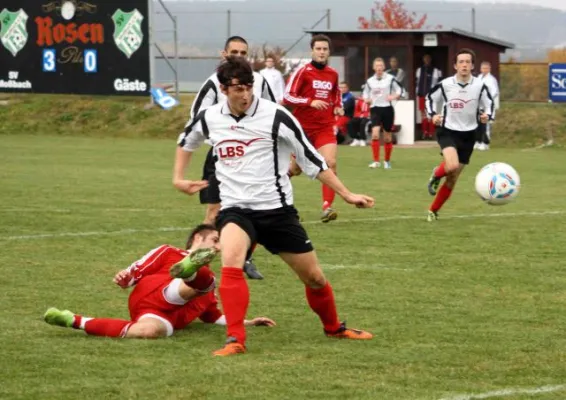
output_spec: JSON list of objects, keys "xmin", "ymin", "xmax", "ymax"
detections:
[{"xmin": 358, "ymin": 0, "xmax": 441, "ymax": 29}]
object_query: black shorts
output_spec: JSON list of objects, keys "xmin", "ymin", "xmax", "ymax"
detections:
[
  {"xmin": 216, "ymin": 206, "xmax": 314, "ymax": 258},
  {"xmin": 436, "ymin": 127, "xmax": 476, "ymax": 165},
  {"xmin": 199, "ymin": 147, "xmax": 220, "ymax": 205},
  {"xmin": 370, "ymin": 106, "xmax": 395, "ymax": 132}
]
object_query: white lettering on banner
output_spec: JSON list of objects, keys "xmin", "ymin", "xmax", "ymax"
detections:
[
  {"xmin": 551, "ymin": 74, "xmax": 566, "ymax": 89},
  {"xmin": 114, "ymin": 78, "xmax": 147, "ymax": 92},
  {"xmin": 313, "ymin": 80, "xmax": 332, "ymax": 90},
  {"xmin": 0, "ymin": 75, "xmax": 32, "ymax": 89}
]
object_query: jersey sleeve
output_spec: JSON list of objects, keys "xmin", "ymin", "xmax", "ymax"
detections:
[
  {"xmin": 362, "ymin": 80, "xmax": 371, "ymax": 100},
  {"xmin": 261, "ymin": 76, "xmax": 276, "ymax": 102},
  {"xmin": 392, "ymin": 79, "xmax": 404, "ymax": 96},
  {"xmin": 275, "ymin": 108, "xmax": 328, "ymax": 179},
  {"xmin": 480, "ymin": 84, "xmax": 495, "ymax": 120},
  {"xmin": 177, "ymin": 110, "xmax": 208, "ymax": 152},
  {"xmin": 283, "ymin": 66, "xmax": 312, "ymax": 107},
  {"xmin": 190, "ymin": 78, "xmax": 217, "ymax": 119},
  {"xmin": 426, "ymin": 83, "xmax": 444, "ymax": 117},
  {"xmin": 126, "ymin": 245, "xmax": 175, "ymax": 285},
  {"xmin": 333, "ymin": 73, "xmax": 342, "ymax": 108}
]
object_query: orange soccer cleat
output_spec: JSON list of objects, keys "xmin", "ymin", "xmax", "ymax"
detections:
[
  {"xmin": 213, "ymin": 337, "xmax": 247, "ymax": 357},
  {"xmin": 325, "ymin": 322, "xmax": 373, "ymax": 340}
]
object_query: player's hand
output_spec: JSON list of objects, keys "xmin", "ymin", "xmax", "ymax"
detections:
[
  {"xmin": 364, "ymin": 98, "xmax": 372, "ymax": 104},
  {"xmin": 479, "ymin": 113, "xmax": 489, "ymax": 124},
  {"xmin": 311, "ymin": 100, "xmax": 330, "ymax": 110},
  {"xmin": 113, "ymin": 269, "xmax": 132, "ymax": 289},
  {"xmin": 334, "ymin": 107, "xmax": 345, "ymax": 116},
  {"xmin": 173, "ymin": 179, "xmax": 209, "ymax": 195},
  {"xmin": 432, "ymin": 115, "xmax": 443, "ymax": 126},
  {"xmin": 343, "ymin": 193, "xmax": 375, "ymax": 208},
  {"xmin": 245, "ymin": 317, "xmax": 276, "ymax": 327}
]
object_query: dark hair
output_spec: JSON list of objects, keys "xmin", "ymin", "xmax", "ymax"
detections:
[
  {"xmin": 310, "ymin": 34, "xmax": 331, "ymax": 49},
  {"xmin": 186, "ymin": 224, "xmax": 217, "ymax": 249},
  {"xmin": 217, "ymin": 55, "xmax": 254, "ymax": 87},
  {"xmin": 481, "ymin": 61, "xmax": 491, "ymax": 67},
  {"xmin": 455, "ymin": 48, "xmax": 476, "ymax": 64},
  {"xmin": 224, "ymin": 35, "xmax": 248, "ymax": 50}
]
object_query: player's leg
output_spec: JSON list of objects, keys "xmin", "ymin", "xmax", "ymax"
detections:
[
  {"xmin": 43, "ymin": 307, "xmax": 170, "ymax": 338},
  {"xmin": 382, "ymin": 106, "xmax": 395, "ymax": 169},
  {"xmin": 347, "ymin": 118, "xmax": 361, "ymax": 146},
  {"xmin": 368, "ymin": 107, "xmax": 382, "ymax": 168},
  {"xmin": 316, "ymin": 136, "xmax": 339, "ymax": 223},
  {"xmin": 213, "ymin": 210, "xmax": 256, "ymax": 356}
]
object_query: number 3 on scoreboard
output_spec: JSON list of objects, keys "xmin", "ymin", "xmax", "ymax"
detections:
[
  {"xmin": 84, "ymin": 49, "xmax": 98, "ymax": 73},
  {"xmin": 42, "ymin": 49, "xmax": 56, "ymax": 72}
]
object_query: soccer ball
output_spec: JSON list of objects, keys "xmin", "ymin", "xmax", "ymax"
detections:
[{"xmin": 475, "ymin": 162, "xmax": 520, "ymax": 205}]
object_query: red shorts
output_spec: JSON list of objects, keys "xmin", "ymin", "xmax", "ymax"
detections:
[
  {"xmin": 335, "ymin": 116, "xmax": 351, "ymax": 134},
  {"xmin": 417, "ymin": 96, "xmax": 426, "ymax": 111},
  {"xmin": 128, "ymin": 277, "xmax": 215, "ymax": 336},
  {"xmin": 304, "ymin": 126, "xmax": 336, "ymax": 149}
]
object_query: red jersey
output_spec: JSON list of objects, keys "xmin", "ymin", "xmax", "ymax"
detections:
[
  {"xmin": 354, "ymin": 98, "xmax": 370, "ymax": 118},
  {"xmin": 283, "ymin": 61, "xmax": 341, "ymax": 132}
]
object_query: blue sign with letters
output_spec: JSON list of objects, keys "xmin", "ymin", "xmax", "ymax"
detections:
[
  {"xmin": 150, "ymin": 87, "xmax": 179, "ymax": 110},
  {"xmin": 549, "ymin": 63, "xmax": 566, "ymax": 103}
]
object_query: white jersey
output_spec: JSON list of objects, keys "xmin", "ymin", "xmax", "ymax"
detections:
[
  {"xmin": 189, "ymin": 71, "xmax": 275, "ymax": 119},
  {"xmin": 259, "ymin": 67, "xmax": 286, "ymax": 103},
  {"xmin": 178, "ymin": 96, "xmax": 328, "ymax": 211},
  {"xmin": 362, "ymin": 74, "xmax": 403, "ymax": 108},
  {"xmin": 480, "ymin": 72, "xmax": 500, "ymax": 110},
  {"xmin": 426, "ymin": 75, "xmax": 495, "ymax": 132}
]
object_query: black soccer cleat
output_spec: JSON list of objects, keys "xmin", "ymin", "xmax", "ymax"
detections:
[{"xmin": 243, "ymin": 258, "xmax": 264, "ymax": 280}]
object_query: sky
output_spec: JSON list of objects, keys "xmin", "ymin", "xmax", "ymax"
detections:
[{"xmin": 441, "ymin": 0, "xmax": 566, "ymax": 10}]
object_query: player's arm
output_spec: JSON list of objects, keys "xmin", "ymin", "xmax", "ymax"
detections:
[
  {"xmin": 277, "ymin": 71, "xmax": 286, "ymax": 103},
  {"xmin": 173, "ymin": 111, "xmax": 210, "ymax": 195},
  {"xmin": 388, "ymin": 78, "xmax": 403, "ymax": 101},
  {"xmin": 479, "ymin": 84, "xmax": 495, "ymax": 122},
  {"xmin": 426, "ymin": 83, "xmax": 444, "ymax": 124},
  {"xmin": 362, "ymin": 80, "xmax": 372, "ymax": 104},
  {"xmin": 333, "ymin": 75, "xmax": 344, "ymax": 116},
  {"xmin": 277, "ymin": 109, "xmax": 374, "ymax": 208},
  {"xmin": 113, "ymin": 245, "xmax": 172, "ymax": 288},
  {"xmin": 190, "ymin": 78, "xmax": 217, "ymax": 118},
  {"xmin": 283, "ymin": 66, "xmax": 312, "ymax": 107}
]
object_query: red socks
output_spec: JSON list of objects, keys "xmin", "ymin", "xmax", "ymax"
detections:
[
  {"xmin": 73, "ymin": 316, "xmax": 132, "ymax": 337},
  {"xmin": 322, "ymin": 185, "xmax": 335, "ymax": 210},
  {"xmin": 371, "ymin": 140, "xmax": 380, "ymax": 162},
  {"xmin": 184, "ymin": 266, "xmax": 215, "ymax": 292},
  {"xmin": 434, "ymin": 162, "xmax": 447, "ymax": 179},
  {"xmin": 384, "ymin": 142, "xmax": 393, "ymax": 162},
  {"xmin": 218, "ymin": 267, "xmax": 249, "ymax": 344},
  {"xmin": 305, "ymin": 282, "xmax": 341, "ymax": 332},
  {"xmin": 430, "ymin": 183, "xmax": 453, "ymax": 212}
]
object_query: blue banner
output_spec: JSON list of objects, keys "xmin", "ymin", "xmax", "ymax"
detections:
[
  {"xmin": 150, "ymin": 87, "xmax": 179, "ymax": 110},
  {"xmin": 549, "ymin": 63, "xmax": 566, "ymax": 103}
]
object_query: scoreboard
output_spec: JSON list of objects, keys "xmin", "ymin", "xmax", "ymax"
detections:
[{"xmin": 0, "ymin": 0, "xmax": 150, "ymax": 96}]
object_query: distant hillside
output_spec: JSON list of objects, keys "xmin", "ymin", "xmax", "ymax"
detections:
[{"xmin": 153, "ymin": 0, "xmax": 566, "ymax": 60}]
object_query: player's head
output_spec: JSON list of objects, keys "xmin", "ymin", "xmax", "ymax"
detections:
[
  {"xmin": 265, "ymin": 55, "xmax": 275, "ymax": 68},
  {"xmin": 423, "ymin": 54, "xmax": 432, "ymax": 65},
  {"xmin": 186, "ymin": 224, "xmax": 220, "ymax": 252},
  {"xmin": 217, "ymin": 56, "xmax": 255, "ymax": 114},
  {"xmin": 389, "ymin": 56, "xmax": 399, "ymax": 69},
  {"xmin": 310, "ymin": 34, "xmax": 331, "ymax": 64},
  {"xmin": 454, "ymin": 48, "xmax": 475, "ymax": 78},
  {"xmin": 339, "ymin": 81, "xmax": 349, "ymax": 94},
  {"xmin": 221, "ymin": 36, "xmax": 249, "ymax": 60},
  {"xmin": 373, "ymin": 57, "xmax": 385, "ymax": 75},
  {"xmin": 480, "ymin": 61, "xmax": 491, "ymax": 75}
]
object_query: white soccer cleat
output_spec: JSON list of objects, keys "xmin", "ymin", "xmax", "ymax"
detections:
[
  {"xmin": 349, "ymin": 140, "xmax": 359, "ymax": 146},
  {"xmin": 359, "ymin": 140, "xmax": 367, "ymax": 146},
  {"xmin": 368, "ymin": 161, "xmax": 381, "ymax": 169},
  {"xmin": 384, "ymin": 161, "xmax": 392, "ymax": 169}
]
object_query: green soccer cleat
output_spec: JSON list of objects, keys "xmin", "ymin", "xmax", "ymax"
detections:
[
  {"xmin": 321, "ymin": 208, "xmax": 338, "ymax": 223},
  {"xmin": 428, "ymin": 167, "xmax": 441, "ymax": 196},
  {"xmin": 44, "ymin": 307, "xmax": 75, "ymax": 328},
  {"xmin": 427, "ymin": 210, "xmax": 438, "ymax": 222},
  {"xmin": 170, "ymin": 247, "xmax": 218, "ymax": 279}
]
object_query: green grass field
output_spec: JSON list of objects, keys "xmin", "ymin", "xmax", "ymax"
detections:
[{"xmin": 2, "ymin": 134, "xmax": 566, "ymax": 400}]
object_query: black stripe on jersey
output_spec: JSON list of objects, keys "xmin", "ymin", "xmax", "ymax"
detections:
[
  {"xmin": 179, "ymin": 110, "xmax": 208, "ymax": 147},
  {"xmin": 273, "ymin": 109, "xmax": 325, "ymax": 171},
  {"xmin": 270, "ymin": 111, "xmax": 287, "ymax": 207},
  {"xmin": 439, "ymin": 84, "xmax": 448, "ymax": 128},
  {"xmin": 262, "ymin": 78, "xmax": 276, "ymax": 102},
  {"xmin": 426, "ymin": 83, "xmax": 442, "ymax": 116},
  {"xmin": 480, "ymin": 84, "xmax": 495, "ymax": 119},
  {"xmin": 191, "ymin": 79, "xmax": 217, "ymax": 118}
]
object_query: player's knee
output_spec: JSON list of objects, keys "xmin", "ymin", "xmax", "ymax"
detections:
[
  {"xmin": 445, "ymin": 161, "xmax": 459, "ymax": 173},
  {"xmin": 136, "ymin": 324, "xmax": 167, "ymax": 339},
  {"xmin": 325, "ymin": 158, "xmax": 337, "ymax": 171},
  {"xmin": 303, "ymin": 269, "xmax": 327, "ymax": 289}
]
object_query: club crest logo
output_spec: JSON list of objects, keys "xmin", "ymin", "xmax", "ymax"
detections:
[
  {"xmin": 112, "ymin": 8, "xmax": 144, "ymax": 58},
  {"xmin": 0, "ymin": 8, "xmax": 29, "ymax": 56}
]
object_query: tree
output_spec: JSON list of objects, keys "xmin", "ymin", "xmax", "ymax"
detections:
[
  {"xmin": 358, "ymin": 0, "xmax": 441, "ymax": 29},
  {"xmin": 248, "ymin": 44, "xmax": 287, "ymax": 73}
]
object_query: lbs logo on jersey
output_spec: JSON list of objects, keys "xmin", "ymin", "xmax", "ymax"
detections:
[
  {"xmin": 0, "ymin": 8, "xmax": 29, "ymax": 56},
  {"xmin": 216, "ymin": 138, "xmax": 264, "ymax": 162},
  {"xmin": 448, "ymin": 98, "xmax": 473, "ymax": 110}
]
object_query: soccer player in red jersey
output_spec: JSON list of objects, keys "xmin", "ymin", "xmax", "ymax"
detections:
[
  {"xmin": 284, "ymin": 34, "xmax": 344, "ymax": 223},
  {"xmin": 43, "ymin": 225, "xmax": 275, "ymax": 338}
]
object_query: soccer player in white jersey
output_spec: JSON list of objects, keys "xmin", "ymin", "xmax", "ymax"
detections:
[
  {"xmin": 259, "ymin": 55, "xmax": 286, "ymax": 103},
  {"xmin": 363, "ymin": 57, "xmax": 403, "ymax": 169},
  {"xmin": 425, "ymin": 49, "xmax": 495, "ymax": 222},
  {"xmin": 175, "ymin": 56, "xmax": 375, "ymax": 356},
  {"xmin": 174, "ymin": 36, "xmax": 275, "ymax": 280},
  {"xmin": 476, "ymin": 61, "xmax": 500, "ymax": 151}
]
